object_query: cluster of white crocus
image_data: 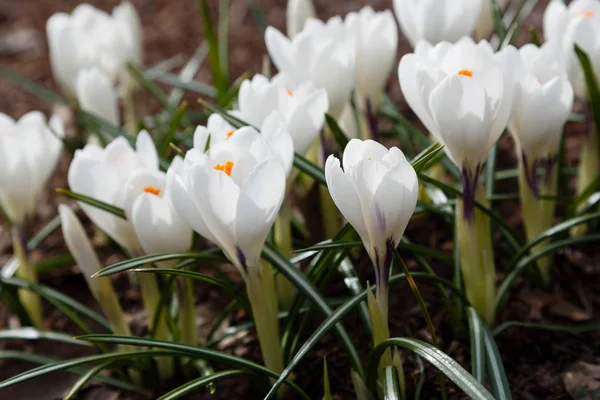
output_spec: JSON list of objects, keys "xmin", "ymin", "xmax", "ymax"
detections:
[
  {"xmin": 0, "ymin": 112, "xmax": 64, "ymax": 225},
  {"xmin": 68, "ymin": 131, "xmax": 191, "ymax": 257},
  {"xmin": 543, "ymin": 0, "xmax": 600, "ymax": 99},
  {"xmin": 231, "ymin": 74, "xmax": 328, "ymax": 156},
  {"xmin": 325, "ymin": 139, "xmax": 418, "ymax": 321},
  {"xmin": 46, "ymin": 2, "xmax": 142, "ymax": 98}
]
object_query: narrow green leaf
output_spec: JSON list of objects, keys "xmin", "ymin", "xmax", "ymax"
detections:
[
  {"xmin": 466, "ymin": 308, "xmax": 486, "ymax": 384},
  {"xmin": 75, "ymin": 335, "xmax": 311, "ymax": 399},
  {"xmin": 529, "ymin": 27, "xmax": 541, "ymax": 46},
  {"xmin": 248, "ymin": 1, "xmax": 269, "ymax": 33},
  {"xmin": 57, "ymin": 189, "xmax": 126, "ymax": 219},
  {"xmin": 0, "ymin": 328, "xmax": 89, "ymax": 347},
  {"xmin": 153, "ymin": 71, "xmax": 216, "ymax": 97},
  {"xmin": 382, "ymin": 366, "xmax": 401, "ymax": 400},
  {"xmin": 63, "ymin": 361, "xmax": 113, "ymax": 400},
  {"xmin": 574, "ymin": 45, "xmax": 600, "ymax": 131},
  {"xmin": 199, "ymin": 0, "xmax": 229, "ymax": 102},
  {"xmin": 0, "ymin": 351, "xmax": 142, "ymax": 393},
  {"xmin": 197, "ymin": 98, "xmax": 249, "ymax": 128},
  {"xmin": 326, "ymin": 113, "xmax": 349, "ymax": 151},
  {"xmin": 491, "ymin": 0, "xmax": 506, "ymax": 45},
  {"xmin": 157, "ymin": 370, "xmax": 250, "ymax": 400},
  {"xmin": 323, "ymin": 358, "xmax": 332, "ymax": 400},
  {"xmin": 128, "ymin": 63, "xmax": 172, "ymax": 110},
  {"xmin": 368, "ymin": 338, "xmax": 494, "ymax": 400},
  {"xmin": 351, "ymin": 370, "xmax": 375, "ymax": 400},
  {"xmin": 27, "ymin": 214, "xmax": 62, "ymax": 251},
  {"xmin": 76, "ymin": 109, "xmax": 130, "ymax": 142},
  {"xmin": 482, "ymin": 324, "xmax": 511, "ymax": 400},
  {"xmin": 94, "ymin": 250, "xmax": 223, "ymax": 277},
  {"xmin": 411, "ymin": 142, "xmax": 446, "ymax": 173},
  {"xmin": 34, "ymin": 254, "xmax": 75, "ymax": 274},
  {"xmin": 493, "ymin": 320, "xmax": 600, "ymax": 336},
  {"xmin": 0, "ymin": 68, "xmax": 67, "ymax": 105},
  {"xmin": 218, "ymin": 0, "xmax": 230, "ymax": 84},
  {"xmin": 294, "ymin": 152, "xmax": 326, "ymax": 185},
  {"xmin": 160, "ymin": 101, "xmax": 188, "ymax": 156}
]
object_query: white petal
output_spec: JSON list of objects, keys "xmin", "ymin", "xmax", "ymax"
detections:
[
  {"xmin": 136, "ymin": 130, "xmax": 159, "ymax": 170},
  {"xmin": 123, "ymin": 169, "xmax": 166, "ymax": 221},
  {"xmin": 76, "ymin": 67, "xmax": 120, "ymax": 126},
  {"xmin": 342, "ymin": 139, "xmax": 389, "ymax": 169}
]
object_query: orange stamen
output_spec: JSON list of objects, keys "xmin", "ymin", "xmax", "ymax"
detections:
[
  {"xmin": 214, "ymin": 161, "xmax": 234, "ymax": 176},
  {"xmin": 226, "ymin": 130, "xmax": 235, "ymax": 140},
  {"xmin": 458, "ymin": 69, "xmax": 473, "ymax": 77},
  {"xmin": 143, "ymin": 186, "xmax": 161, "ymax": 196},
  {"xmin": 286, "ymin": 89, "xmax": 293, "ymax": 96},
  {"xmin": 367, "ymin": 157, "xmax": 373, "ymax": 160},
  {"xmin": 576, "ymin": 10, "xmax": 594, "ymax": 18}
]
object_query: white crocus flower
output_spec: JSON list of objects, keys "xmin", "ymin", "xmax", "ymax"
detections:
[
  {"xmin": 265, "ymin": 17, "xmax": 355, "ymax": 118},
  {"xmin": 46, "ymin": 1, "xmax": 142, "ymax": 97},
  {"xmin": 475, "ymin": 0, "xmax": 509, "ymax": 41},
  {"xmin": 232, "ymin": 74, "xmax": 328, "ymax": 156},
  {"xmin": 344, "ymin": 7, "xmax": 398, "ymax": 110},
  {"xmin": 76, "ymin": 67, "xmax": 120, "ymax": 126},
  {"xmin": 68, "ymin": 131, "xmax": 159, "ymax": 255},
  {"xmin": 509, "ymin": 43, "xmax": 574, "ymax": 171},
  {"xmin": 123, "ymin": 158, "xmax": 193, "ymax": 256},
  {"xmin": 286, "ymin": 0, "xmax": 316, "ymax": 39},
  {"xmin": 399, "ymin": 37, "xmax": 516, "ymax": 210},
  {"xmin": 195, "ymin": 111, "xmax": 295, "ymax": 177},
  {"xmin": 543, "ymin": 0, "xmax": 600, "ymax": 99},
  {"xmin": 325, "ymin": 139, "xmax": 418, "ymax": 319},
  {"xmin": 393, "ymin": 0, "xmax": 482, "ymax": 48},
  {"xmin": 0, "ymin": 112, "xmax": 64, "ymax": 224},
  {"xmin": 168, "ymin": 127, "xmax": 287, "ymax": 278}
]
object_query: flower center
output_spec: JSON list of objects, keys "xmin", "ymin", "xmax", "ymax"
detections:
[
  {"xmin": 143, "ymin": 186, "xmax": 161, "ymax": 196},
  {"xmin": 458, "ymin": 69, "xmax": 473, "ymax": 77},
  {"xmin": 226, "ymin": 130, "xmax": 235, "ymax": 140},
  {"xmin": 214, "ymin": 161, "xmax": 234, "ymax": 176},
  {"xmin": 576, "ymin": 10, "xmax": 594, "ymax": 18},
  {"xmin": 286, "ymin": 89, "xmax": 293, "ymax": 96}
]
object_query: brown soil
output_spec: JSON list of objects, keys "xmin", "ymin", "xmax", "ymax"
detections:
[{"xmin": 1, "ymin": 0, "xmax": 600, "ymax": 399}]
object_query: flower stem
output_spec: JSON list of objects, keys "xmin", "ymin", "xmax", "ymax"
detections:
[
  {"xmin": 518, "ymin": 155, "xmax": 557, "ymax": 285},
  {"xmin": 123, "ymin": 88, "xmax": 138, "ymax": 138},
  {"xmin": 573, "ymin": 122, "xmax": 598, "ymax": 237},
  {"xmin": 177, "ymin": 276, "xmax": 197, "ymax": 346},
  {"xmin": 455, "ymin": 184, "xmax": 496, "ymax": 323},
  {"xmin": 12, "ymin": 226, "xmax": 42, "ymax": 328},
  {"xmin": 246, "ymin": 261, "xmax": 284, "ymax": 374},
  {"xmin": 274, "ymin": 194, "xmax": 297, "ymax": 309},
  {"xmin": 138, "ymin": 272, "xmax": 173, "ymax": 380}
]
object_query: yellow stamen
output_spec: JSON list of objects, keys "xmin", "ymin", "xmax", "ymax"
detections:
[
  {"xmin": 214, "ymin": 161, "xmax": 234, "ymax": 176},
  {"xmin": 458, "ymin": 69, "xmax": 473, "ymax": 78},
  {"xmin": 368, "ymin": 157, "xmax": 373, "ymax": 160},
  {"xmin": 286, "ymin": 89, "xmax": 293, "ymax": 96},
  {"xmin": 143, "ymin": 186, "xmax": 161, "ymax": 196},
  {"xmin": 576, "ymin": 10, "xmax": 594, "ymax": 18},
  {"xmin": 226, "ymin": 130, "xmax": 235, "ymax": 140}
]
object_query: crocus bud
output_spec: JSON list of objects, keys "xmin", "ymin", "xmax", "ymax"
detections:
[
  {"xmin": 68, "ymin": 130, "xmax": 159, "ymax": 255},
  {"xmin": 123, "ymin": 159, "xmax": 193, "ymax": 256},
  {"xmin": 475, "ymin": 0, "xmax": 509, "ymax": 41},
  {"xmin": 46, "ymin": 2, "xmax": 142, "ymax": 97},
  {"xmin": 393, "ymin": 0, "xmax": 482, "ymax": 47},
  {"xmin": 168, "ymin": 127, "xmax": 287, "ymax": 277},
  {"xmin": 232, "ymin": 74, "xmax": 328, "ymax": 156},
  {"xmin": 265, "ymin": 17, "xmax": 355, "ymax": 118},
  {"xmin": 344, "ymin": 7, "xmax": 398, "ymax": 110},
  {"xmin": 76, "ymin": 67, "xmax": 120, "ymax": 126},
  {"xmin": 325, "ymin": 139, "xmax": 418, "ymax": 319},
  {"xmin": 0, "ymin": 112, "xmax": 64, "ymax": 224},
  {"xmin": 286, "ymin": 0, "xmax": 316, "ymax": 39},
  {"xmin": 543, "ymin": 0, "xmax": 600, "ymax": 99}
]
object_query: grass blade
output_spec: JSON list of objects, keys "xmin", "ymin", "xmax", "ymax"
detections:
[
  {"xmin": 0, "ymin": 68, "xmax": 67, "ymax": 105},
  {"xmin": 482, "ymin": 323, "xmax": 511, "ymax": 400},
  {"xmin": 293, "ymin": 152, "xmax": 326, "ymax": 185},
  {"xmin": 325, "ymin": 113, "xmax": 349, "ymax": 151},
  {"xmin": 0, "ymin": 328, "xmax": 90, "ymax": 347},
  {"xmin": 157, "ymin": 370, "xmax": 250, "ymax": 400},
  {"xmin": 63, "ymin": 360, "xmax": 113, "ymax": 400},
  {"xmin": 57, "ymin": 189, "xmax": 126, "ymax": 219},
  {"xmin": 493, "ymin": 321, "xmax": 600, "ymax": 336},
  {"xmin": 199, "ymin": 0, "xmax": 228, "ymax": 102},
  {"xmin": 575, "ymin": 44, "xmax": 600, "ymax": 129},
  {"xmin": 466, "ymin": 308, "xmax": 486, "ymax": 384},
  {"xmin": 160, "ymin": 100, "xmax": 188, "ymax": 156}
]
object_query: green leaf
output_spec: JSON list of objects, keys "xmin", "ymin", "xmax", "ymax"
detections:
[
  {"xmin": 493, "ymin": 320, "xmax": 600, "ymax": 336},
  {"xmin": 411, "ymin": 142, "xmax": 446, "ymax": 173},
  {"xmin": 368, "ymin": 338, "xmax": 494, "ymax": 400},
  {"xmin": 293, "ymin": 152, "xmax": 326, "ymax": 185},
  {"xmin": 491, "ymin": 0, "xmax": 506, "ymax": 44},
  {"xmin": 326, "ymin": 113, "xmax": 350, "ymax": 151},
  {"xmin": 94, "ymin": 250, "xmax": 224, "ymax": 277},
  {"xmin": 381, "ymin": 366, "xmax": 402, "ymax": 400},
  {"xmin": 196, "ymin": 97, "xmax": 249, "ymax": 128},
  {"xmin": 248, "ymin": 1, "xmax": 269, "ymax": 33},
  {"xmin": 199, "ymin": 0, "xmax": 229, "ymax": 102},
  {"xmin": 466, "ymin": 308, "xmax": 486, "ymax": 384},
  {"xmin": 75, "ymin": 335, "xmax": 311, "ymax": 399},
  {"xmin": 263, "ymin": 273, "xmax": 469, "ymax": 399},
  {"xmin": 323, "ymin": 358, "xmax": 332, "ymax": 400},
  {"xmin": 76, "ymin": 109, "xmax": 130, "ymax": 142},
  {"xmin": 34, "ymin": 254, "xmax": 75, "ymax": 274},
  {"xmin": 160, "ymin": 101, "xmax": 188, "ymax": 156},
  {"xmin": 351, "ymin": 370, "xmax": 375, "ymax": 400},
  {"xmin": 128, "ymin": 63, "xmax": 172, "ymax": 111},
  {"xmin": 27, "ymin": 214, "xmax": 62, "ymax": 251},
  {"xmin": 0, "ymin": 328, "xmax": 90, "ymax": 347},
  {"xmin": 133, "ymin": 267, "xmax": 251, "ymax": 312},
  {"xmin": 63, "ymin": 361, "xmax": 114, "ymax": 400},
  {"xmin": 496, "ymin": 233, "xmax": 600, "ymax": 313},
  {"xmin": 0, "ymin": 351, "xmax": 142, "ymax": 393},
  {"xmin": 157, "ymin": 370, "xmax": 250, "ymax": 400},
  {"xmin": 0, "ymin": 68, "xmax": 67, "ymax": 105},
  {"xmin": 574, "ymin": 45, "xmax": 600, "ymax": 131},
  {"xmin": 152, "ymin": 71, "xmax": 216, "ymax": 98},
  {"xmin": 482, "ymin": 324, "xmax": 511, "ymax": 400},
  {"xmin": 529, "ymin": 27, "xmax": 541, "ymax": 47},
  {"xmin": 262, "ymin": 243, "xmax": 363, "ymax": 377},
  {"xmin": 57, "ymin": 189, "xmax": 126, "ymax": 219},
  {"xmin": 218, "ymin": 0, "xmax": 230, "ymax": 84}
]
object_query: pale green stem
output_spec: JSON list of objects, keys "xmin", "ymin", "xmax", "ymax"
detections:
[
  {"xmin": 573, "ymin": 123, "xmax": 598, "ymax": 237},
  {"xmin": 274, "ymin": 193, "xmax": 297, "ymax": 309},
  {"xmin": 518, "ymin": 154, "xmax": 558, "ymax": 285},
  {"xmin": 138, "ymin": 272, "xmax": 173, "ymax": 380},
  {"xmin": 12, "ymin": 227, "xmax": 42, "ymax": 328},
  {"xmin": 319, "ymin": 184, "xmax": 340, "ymax": 239},
  {"xmin": 246, "ymin": 261, "xmax": 284, "ymax": 374},
  {"xmin": 455, "ymin": 184, "xmax": 496, "ymax": 323},
  {"xmin": 123, "ymin": 88, "xmax": 138, "ymax": 138},
  {"xmin": 177, "ymin": 276, "xmax": 197, "ymax": 346}
]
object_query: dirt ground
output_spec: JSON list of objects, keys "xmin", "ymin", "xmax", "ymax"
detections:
[{"xmin": 1, "ymin": 0, "xmax": 600, "ymax": 399}]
